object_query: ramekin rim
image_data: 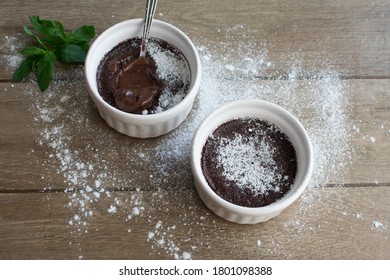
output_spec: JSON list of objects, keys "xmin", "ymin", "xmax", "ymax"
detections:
[
  {"xmin": 84, "ymin": 18, "xmax": 201, "ymax": 122},
  {"xmin": 190, "ymin": 99, "xmax": 314, "ymax": 215}
]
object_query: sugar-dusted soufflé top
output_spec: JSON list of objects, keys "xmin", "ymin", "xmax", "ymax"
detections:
[{"xmin": 201, "ymin": 117, "xmax": 298, "ymax": 207}]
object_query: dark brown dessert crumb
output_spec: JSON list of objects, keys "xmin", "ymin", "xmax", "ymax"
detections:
[{"xmin": 201, "ymin": 117, "xmax": 298, "ymax": 207}]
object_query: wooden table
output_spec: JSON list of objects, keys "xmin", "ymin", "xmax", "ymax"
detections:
[{"xmin": 1, "ymin": 0, "xmax": 389, "ymax": 260}]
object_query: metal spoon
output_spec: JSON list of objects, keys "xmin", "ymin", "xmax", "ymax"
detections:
[{"xmin": 125, "ymin": 0, "xmax": 159, "ymax": 71}]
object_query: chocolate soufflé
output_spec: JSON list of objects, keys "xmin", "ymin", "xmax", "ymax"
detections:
[
  {"xmin": 96, "ymin": 37, "xmax": 190, "ymax": 114},
  {"xmin": 201, "ymin": 117, "xmax": 298, "ymax": 207}
]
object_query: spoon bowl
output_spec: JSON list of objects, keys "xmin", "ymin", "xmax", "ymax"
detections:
[
  {"xmin": 124, "ymin": 0, "xmax": 158, "ymax": 72},
  {"xmin": 113, "ymin": 0, "xmax": 160, "ymax": 114}
]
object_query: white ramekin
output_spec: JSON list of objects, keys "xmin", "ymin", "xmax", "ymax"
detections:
[
  {"xmin": 85, "ymin": 19, "xmax": 201, "ymax": 138},
  {"xmin": 190, "ymin": 100, "xmax": 314, "ymax": 224}
]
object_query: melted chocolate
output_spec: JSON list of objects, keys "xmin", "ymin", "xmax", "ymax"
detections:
[
  {"xmin": 96, "ymin": 37, "xmax": 189, "ymax": 114},
  {"xmin": 114, "ymin": 61, "xmax": 163, "ymax": 113}
]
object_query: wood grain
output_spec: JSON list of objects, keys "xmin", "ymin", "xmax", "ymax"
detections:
[
  {"xmin": 1, "ymin": 79, "xmax": 389, "ymax": 192},
  {"xmin": 1, "ymin": 186, "xmax": 389, "ymax": 259},
  {"xmin": 0, "ymin": 0, "xmax": 390, "ymax": 260},
  {"xmin": 1, "ymin": 0, "xmax": 390, "ymax": 79}
]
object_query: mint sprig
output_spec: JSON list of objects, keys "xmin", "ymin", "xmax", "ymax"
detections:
[{"xmin": 13, "ymin": 16, "xmax": 95, "ymax": 92}]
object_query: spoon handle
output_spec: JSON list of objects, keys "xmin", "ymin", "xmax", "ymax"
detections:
[{"xmin": 140, "ymin": 0, "xmax": 159, "ymax": 57}]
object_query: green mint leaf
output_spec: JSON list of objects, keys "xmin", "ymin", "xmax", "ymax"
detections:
[
  {"xmin": 37, "ymin": 51, "xmax": 56, "ymax": 92},
  {"xmin": 57, "ymin": 43, "xmax": 88, "ymax": 63},
  {"xmin": 36, "ymin": 16, "xmax": 64, "ymax": 33},
  {"xmin": 30, "ymin": 16, "xmax": 61, "ymax": 32},
  {"xmin": 12, "ymin": 55, "xmax": 41, "ymax": 82},
  {"xmin": 23, "ymin": 26, "xmax": 47, "ymax": 50},
  {"xmin": 30, "ymin": 15, "xmax": 66, "ymax": 46},
  {"xmin": 20, "ymin": 46, "xmax": 46, "ymax": 56},
  {"xmin": 14, "ymin": 15, "xmax": 96, "ymax": 92},
  {"xmin": 69, "ymin": 25, "xmax": 95, "ymax": 44},
  {"xmin": 42, "ymin": 37, "xmax": 67, "ymax": 48},
  {"xmin": 30, "ymin": 15, "xmax": 65, "ymax": 37}
]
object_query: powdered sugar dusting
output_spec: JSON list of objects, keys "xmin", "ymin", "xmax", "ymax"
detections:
[
  {"xmin": 148, "ymin": 39, "xmax": 191, "ymax": 113},
  {"xmin": 371, "ymin": 220, "xmax": 387, "ymax": 230},
  {"xmin": 0, "ymin": 35, "xmax": 24, "ymax": 71},
  {"xmin": 217, "ymin": 134, "xmax": 281, "ymax": 194},
  {"xmin": 2, "ymin": 23, "xmax": 382, "ymax": 259}
]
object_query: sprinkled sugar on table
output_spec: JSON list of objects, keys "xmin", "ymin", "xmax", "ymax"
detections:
[{"xmin": 0, "ymin": 0, "xmax": 390, "ymax": 259}]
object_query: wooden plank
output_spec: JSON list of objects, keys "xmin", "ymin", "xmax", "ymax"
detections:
[
  {"xmin": 1, "ymin": 79, "xmax": 389, "ymax": 192},
  {"xmin": 346, "ymin": 80, "xmax": 390, "ymax": 185},
  {"xmin": 0, "ymin": 186, "xmax": 389, "ymax": 259},
  {"xmin": 0, "ymin": 0, "xmax": 389, "ymax": 262},
  {"xmin": 1, "ymin": 0, "xmax": 390, "ymax": 79}
]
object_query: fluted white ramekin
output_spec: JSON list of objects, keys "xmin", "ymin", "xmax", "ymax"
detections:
[
  {"xmin": 85, "ymin": 19, "xmax": 201, "ymax": 138},
  {"xmin": 191, "ymin": 100, "xmax": 313, "ymax": 224}
]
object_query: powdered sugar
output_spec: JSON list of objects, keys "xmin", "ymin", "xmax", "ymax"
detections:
[
  {"xmin": 217, "ymin": 133, "xmax": 280, "ymax": 193},
  {"xmin": 0, "ymin": 35, "xmax": 24, "ymax": 71},
  {"xmin": 153, "ymin": 41, "xmax": 354, "ymax": 189},
  {"xmin": 146, "ymin": 220, "xmax": 194, "ymax": 259},
  {"xmin": 148, "ymin": 39, "xmax": 191, "ymax": 113},
  {"xmin": 2, "ymin": 23, "xmax": 381, "ymax": 259},
  {"xmin": 371, "ymin": 220, "xmax": 387, "ymax": 230}
]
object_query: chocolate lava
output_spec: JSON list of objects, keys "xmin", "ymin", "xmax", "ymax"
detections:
[{"xmin": 96, "ymin": 37, "xmax": 188, "ymax": 114}]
